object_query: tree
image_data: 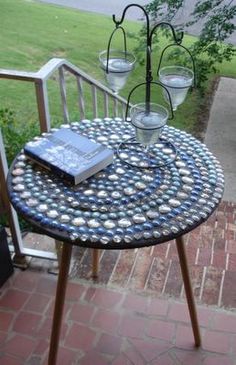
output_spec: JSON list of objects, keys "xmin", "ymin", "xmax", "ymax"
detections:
[{"xmin": 136, "ymin": 0, "xmax": 236, "ymax": 91}]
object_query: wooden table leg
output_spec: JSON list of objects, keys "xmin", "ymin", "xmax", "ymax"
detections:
[
  {"xmin": 92, "ymin": 248, "xmax": 100, "ymax": 278},
  {"xmin": 48, "ymin": 242, "xmax": 72, "ymax": 365},
  {"xmin": 176, "ymin": 236, "xmax": 201, "ymax": 347}
]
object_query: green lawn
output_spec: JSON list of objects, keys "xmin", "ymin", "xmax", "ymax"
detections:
[
  {"xmin": 0, "ymin": 0, "xmax": 139, "ymax": 125},
  {"xmin": 0, "ymin": 0, "xmax": 236, "ymax": 138}
]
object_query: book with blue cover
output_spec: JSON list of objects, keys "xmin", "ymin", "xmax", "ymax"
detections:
[{"xmin": 24, "ymin": 128, "xmax": 114, "ymax": 185}]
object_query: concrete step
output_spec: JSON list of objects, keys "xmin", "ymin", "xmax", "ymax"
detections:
[{"xmin": 205, "ymin": 77, "xmax": 236, "ymax": 202}]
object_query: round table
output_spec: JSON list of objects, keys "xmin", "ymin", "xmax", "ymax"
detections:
[{"xmin": 7, "ymin": 117, "xmax": 224, "ymax": 364}]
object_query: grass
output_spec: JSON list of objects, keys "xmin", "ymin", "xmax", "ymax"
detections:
[
  {"xmin": 0, "ymin": 0, "xmax": 236, "ymax": 138},
  {"xmin": 0, "ymin": 0, "xmax": 144, "ymax": 124}
]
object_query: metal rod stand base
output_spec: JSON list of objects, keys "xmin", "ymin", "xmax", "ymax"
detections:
[
  {"xmin": 176, "ymin": 235, "xmax": 201, "ymax": 347},
  {"xmin": 48, "ymin": 243, "xmax": 72, "ymax": 365},
  {"xmin": 92, "ymin": 248, "xmax": 100, "ymax": 278}
]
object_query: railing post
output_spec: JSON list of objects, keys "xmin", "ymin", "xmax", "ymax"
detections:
[
  {"xmin": 58, "ymin": 66, "xmax": 70, "ymax": 123},
  {"xmin": 76, "ymin": 76, "xmax": 85, "ymax": 120},
  {"xmin": 92, "ymin": 85, "xmax": 98, "ymax": 119},
  {"xmin": 0, "ymin": 129, "xmax": 28, "ymax": 267},
  {"xmin": 35, "ymin": 79, "xmax": 51, "ymax": 133}
]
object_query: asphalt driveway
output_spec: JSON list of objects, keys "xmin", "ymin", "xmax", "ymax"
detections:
[{"xmin": 38, "ymin": 0, "xmax": 236, "ymax": 44}]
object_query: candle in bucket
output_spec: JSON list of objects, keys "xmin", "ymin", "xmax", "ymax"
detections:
[
  {"xmin": 130, "ymin": 103, "xmax": 169, "ymax": 146},
  {"xmin": 159, "ymin": 66, "xmax": 193, "ymax": 110},
  {"xmin": 99, "ymin": 50, "xmax": 136, "ymax": 94}
]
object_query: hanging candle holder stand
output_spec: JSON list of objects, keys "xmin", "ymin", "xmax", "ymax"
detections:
[{"xmin": 100, "ymin": 4, "xmax": 195, "ymax": 169}]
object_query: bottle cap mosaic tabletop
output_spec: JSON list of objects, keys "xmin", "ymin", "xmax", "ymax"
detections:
[{"xmin": 7, "ymin": 118, "xmax": 224, "ymax": 249}]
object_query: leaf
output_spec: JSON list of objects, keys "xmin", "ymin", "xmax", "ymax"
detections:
[{"xmin": 137, "ymin": 0, "xmax": 236, "ymax": 91}]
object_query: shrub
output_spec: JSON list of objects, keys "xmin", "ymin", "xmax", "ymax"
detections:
[
  {"xmin": 134, "ymin": 0, "xmax": 236, "ymax": 92},
  {"xmin": 0, "ymin": 108, "xmax": 38, "ymax": 164}
]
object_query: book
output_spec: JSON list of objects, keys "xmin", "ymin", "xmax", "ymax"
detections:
[{"xmin": 24, "ymin": 128, "xmax": 114, "ymax": 185}]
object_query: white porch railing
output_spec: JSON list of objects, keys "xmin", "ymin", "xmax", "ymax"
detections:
[{"xmin": 0, "ymin": 58, "xmax": 128, "ymax": 262}]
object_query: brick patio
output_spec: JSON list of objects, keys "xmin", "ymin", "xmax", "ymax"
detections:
[
  {"xmin": 0, "ymin": 200, "xmax": 236, "ymax": 364},
  {"xmin": 55, "ymin": 200, "xmax": 236, "ymax": 310}
]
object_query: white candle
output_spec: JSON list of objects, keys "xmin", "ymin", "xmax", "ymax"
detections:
[
  {"xmin": 130, "ymin": 103, "xmax": 168, "ymax": 146},
  {"xmin": 159, "ymin": 66, "xmax": 193, "ymax": 110},
  {"xmin": 99, "ymin": 50, "xmax": 136, "ymax": 94}
]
